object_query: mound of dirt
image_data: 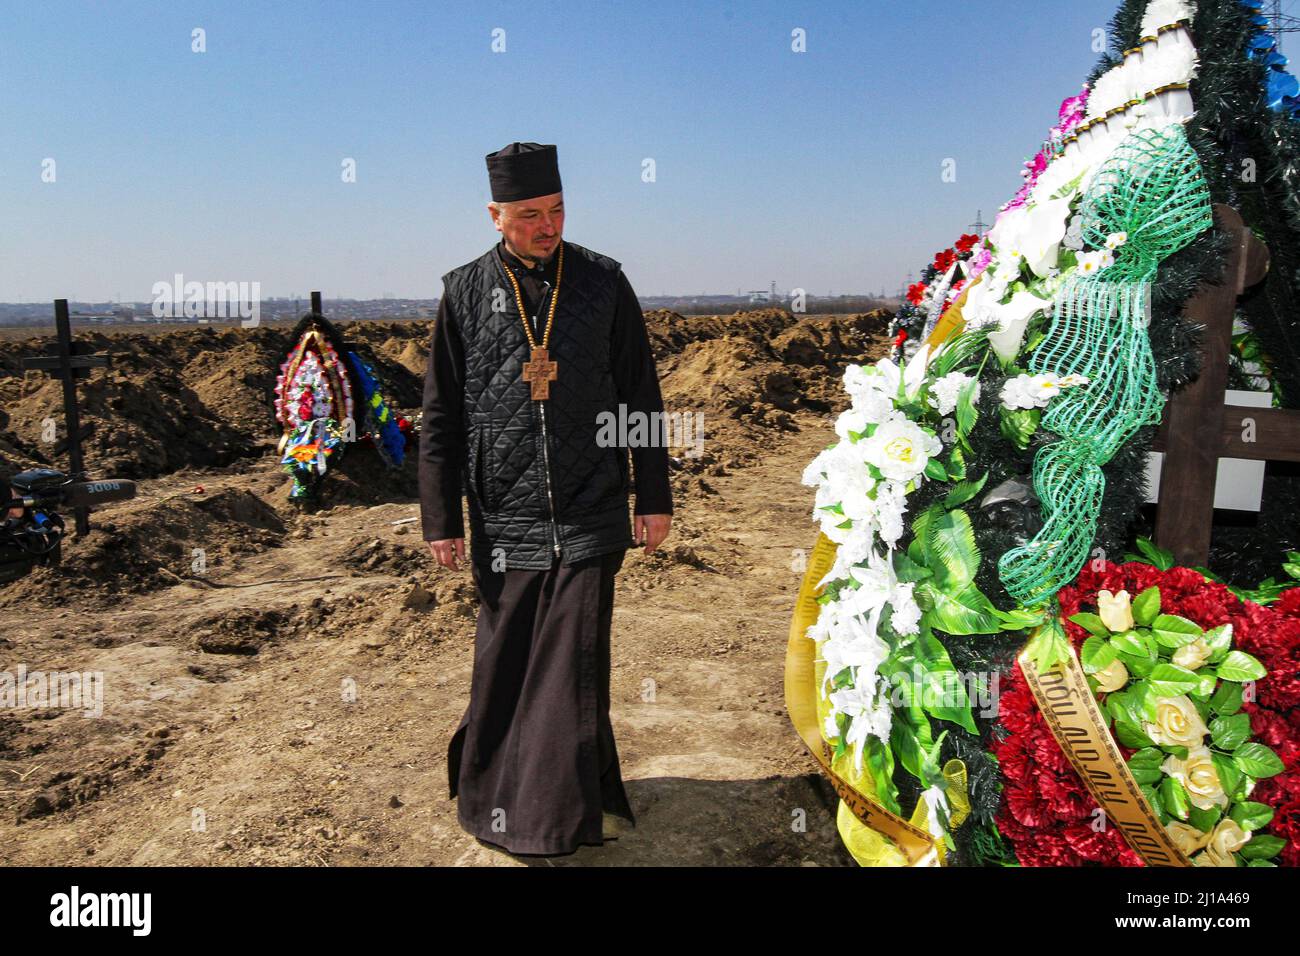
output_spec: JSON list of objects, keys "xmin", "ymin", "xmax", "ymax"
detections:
[
  {"xmin": 647, "ymin": 308, "xmax": 891, "ymax": 504},
  {"xmin": 0, "ymin": 321, "xmax": 435, "ymax": 481},
  {"xmin": 0, "ymin": 486, "xmax": 288, "ymax": 607}
]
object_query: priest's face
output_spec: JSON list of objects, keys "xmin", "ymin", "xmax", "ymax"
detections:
[{"xmin": 490, "ymin": 192, "xmax": 564, "ymax": 263}]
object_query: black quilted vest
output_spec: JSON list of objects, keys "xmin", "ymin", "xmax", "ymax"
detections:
[{"xmin": 442, "ymin": 240, "xmax": 633, "ymax": 569}]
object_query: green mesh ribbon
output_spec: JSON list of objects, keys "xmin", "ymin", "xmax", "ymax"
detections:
[{"xmin": 998, "ymin": 124, "xmax": 1214, "ymax": 608}]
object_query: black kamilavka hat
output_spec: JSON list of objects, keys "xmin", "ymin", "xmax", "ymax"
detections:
[{"xmin": 486, "ymin": 142, "xmax": 562, "ymax": 202}]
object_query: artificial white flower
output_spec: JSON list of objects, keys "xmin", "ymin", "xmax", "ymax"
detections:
[
  {"xmin": 862, "ymin": 345, "xmax": 932, "ymax": 404},
  {"xmin": 829, "ymin": 681, "xmax": 893, "ymax": 773},
  {"xmin": 817, "ymin": 528, "xmax": 876, "ymax": 589},
  {"xmin": 1076, "ymin": 249, "xmax": 1118, "ymax": 275},
  {"xmin": 1140, "ymin": 0, "xmax": 1194, "ymax": 38},
  {"xmin": 890, "ymin": 581, "xmax": 922, "ymax": 636},
  {"xmin": 834, "ymin": 406, "xmax": 871, "ymax": 443},
  {"xmin": 842, "ymin": 365, "xmax": 902, "ymax": 425},
  {"xmin": 859, "ymin": 418, "xmax": 943, "ymax": 483},
  {"xmin": 822, "ymin": 611, "xmax": 889, "ymax": 677},
  {"xmin": 1000, "ymin": 372, "xmax": 1091, "ymax": 410},
  {"xmin": 1105, "ymin": 231, "xmax": 1128, "ymax": 250},
  {"xmin": 873, "ymin": 480, "xmax": 908, "ymax": 547},
  {"xmin": 987, "ymin": 289, "xmax": 1052, "ymax": 363},
  {"xmin": 994, "ymin": 196, "xmax": 1073, "ymax": 278},
  {"xmin": 823, "ymin": 711, "xmax": 840, "ymax": 741},
  {"xmin": 928, "ymin": 372, "xmax": 978, "ymax": 417}
]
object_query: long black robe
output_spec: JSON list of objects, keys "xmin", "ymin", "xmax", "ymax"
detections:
[
  {"xmin": 447, "ymin": 547, "xmax": 633, "ymax": 854},
  {"xmin": 421, "ymin": 239, "xmax": 671, "ymax": 855}
]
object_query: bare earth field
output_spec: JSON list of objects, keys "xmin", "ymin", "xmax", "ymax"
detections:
[{"xmin": 0, "ymin": 310, "xmax": 890, "ymax": 866}]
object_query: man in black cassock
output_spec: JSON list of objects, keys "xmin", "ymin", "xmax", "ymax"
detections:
[{"xmin": 419, "ymin": 142, "xmax": 674, "ymax": 856}]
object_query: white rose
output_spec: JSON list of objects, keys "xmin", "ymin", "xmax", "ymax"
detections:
[
  {"xmin": 1145, "ymin": 695, "xmax": 1210, "ymax": 749},
  {"xmin": 1195, "ymin": 818, "xmax": 1249, "ymax": 867},
  {"xmin": 859, "ymin": 419, "xmax": 942, "ymax": 483},
  {"xmin": 1094, "ymin": 658, "xmax": 1129, "ymax": 693},
  {"xmin": 1161, "ymin": 746, "xmax": 1228, "ymax": 812},
  {"xmin": 1097, "ymin": 589, "xmax": 1135, "ymax": 632},
  {"xmin": 1165, "ymin": 821, "xmax": 1211, "ymax": 857},
  {"xmin": 1172, "ymin": 636, "xmax": 1212, "ymax": 671}
]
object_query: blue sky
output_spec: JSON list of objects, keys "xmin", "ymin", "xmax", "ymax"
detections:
[{"xmin": 4, "ymin": 0, "xmax": 1143, "ymax": 301}]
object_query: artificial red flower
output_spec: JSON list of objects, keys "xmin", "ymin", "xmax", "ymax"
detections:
[{"xmin": 992, "ymin": 565, "xmax": 1300, "ymax": 866}]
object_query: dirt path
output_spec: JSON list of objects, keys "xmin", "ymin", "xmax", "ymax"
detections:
[{"xmin": 0, "ymin": 413, "xmax": 853, "ymax": 866}]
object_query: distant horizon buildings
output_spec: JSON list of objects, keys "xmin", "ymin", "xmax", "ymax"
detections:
[{"xmin": 0, "ymin": 288, "xmax": 902, "ymax": 329}]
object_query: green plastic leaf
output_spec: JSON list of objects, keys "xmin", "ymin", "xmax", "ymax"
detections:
[
  {"xmin": 955, "ymin": 378, "xmax": 979, "ymax": 437},
  {"xmin": 995, "ymin": 606, "xmax": 1048, "ymax": 631},
  {"xmin": 925, "ymin": 508, "xmax": 980, "ymax": 595},
  {"xmin": 1081, "ymin": 636, "xmax": 1118, "ymax": 674},
  {"xmin": 1152, "ymin": 614, "xmax": 1203, "ymax": 648},
  {"xmin": 998, "ymin": 406, "xmax": 1040, "ymax": 450},
  {"xmin": 1127, "ymin": 747, "xmax": 1164, "ymax": 785},
  {"xmin": 890, "ymin": 715, "xmax": 929, "ymax": 783},
  {"xmin": 1233, "ymin": 743, "xmax": 1285, "ymax": 779},
  {"xmin": 1210, "ymin": 713, "xmax": 1252, "ymax": 752},
  {"xmin": 1190, "ymin": 670, "xmax": 1218, "ymax": 699},
  {"xmin": 1110, "ymin": 629, "xmax": 1151, "ymax": 657},
  {"xmin": 1239, "ymin": 835, "xmax": 1286, "ymax": 860},
  {"xmin": 1159, "ymin": 776, "xmax": 1191, "ymax": 821},
  {"xmin": 943, "ymin": 472, "xmax": 988, "ymax": 509},
  {"xmin": 1216, "ymin": 651, "xmax": 1267, "ymax": 683},
  {"xmin": 1023, "ymin": 620, "xmax": 1071, "ymax": 673},
  {"xmin": 1133, "ymin": 682, "xmax": 1160, "ymax": 722},
  {"xmin": 1204, "ymin": 624, "xmax": 1234, "ymax": 663},
  {"xmin": 892, "ymin": 550, "xmax": 934, "ymax": 584},
  {"xmin": 920, "ymin": 583, "xmax": 1002, "ymax": 636},
  {"xmin": 1118, "ymin": 651, "xmax": 1156, "ymax": 678},
  {"xmin": 1105, "ymin": 689, "xmax": 1140, "ymax": 726},
  {"xmin": 1209, "ymin": 680, "xmax": 1243, "ymax": 716},
  {"xmin": 1146, "ymin": 662, "xmax": 1201, "ymax": 698},
  {"xmin": 1188, "ymin": 805, "xmax": 1222, "ymax": 833},
  {"xmin": 1069, "ymin": 613, "xmax": 1111, "ymax": 638},
  {"xmin": 1140, "ymin": 783, "xmax": 1166, "ymax": 824},
  {"xmin": 865, "ymin": 736, "xmax": 900, "ymax": 815},
  {"xmin": 913, "ymin": 628, "xmax": 977, "ymax": 733},
  {"xmin": 1229, "ymin": 801, "xmax": 1274, "ymax": 831},
  {"xmin": 945, "ymin": 447, "xmax": 967, "ymax": 481},
  {"xmin": 1114, "ymin": 719, "xmax": 1155, "ymax": 749},
  {"xmin": 1134, "ymin": 537, "xmax": 1175, "ymax": 571},
  {"xmin": 923, "ymin": 457, "xmax": 948, "ymax": 481},
  {"xmin": 1212, "ymin": 752, "xmax": 1244, "ymax": 796},
  {"xmin": 1131, "ymin": 586, "xmax": 1161, "ymax": 626}
]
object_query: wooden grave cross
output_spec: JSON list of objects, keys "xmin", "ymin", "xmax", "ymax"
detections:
[{"xmin": 1152, "ymin": 204, "xmax": 1300, "ymax": 566}]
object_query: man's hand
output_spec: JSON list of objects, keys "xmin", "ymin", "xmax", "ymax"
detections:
[
  {"xmin": 634, "ymin": 514, "xmax": 671, "ymax": 554},
  {"xmin": 427, "ymin": 537, "xmax": 466, "ymax": 570}
]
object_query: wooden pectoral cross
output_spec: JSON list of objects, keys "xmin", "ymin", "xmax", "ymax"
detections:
[{"xmin": 522, "ymin": 347, "xmax": 558, "ymax": 400}]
